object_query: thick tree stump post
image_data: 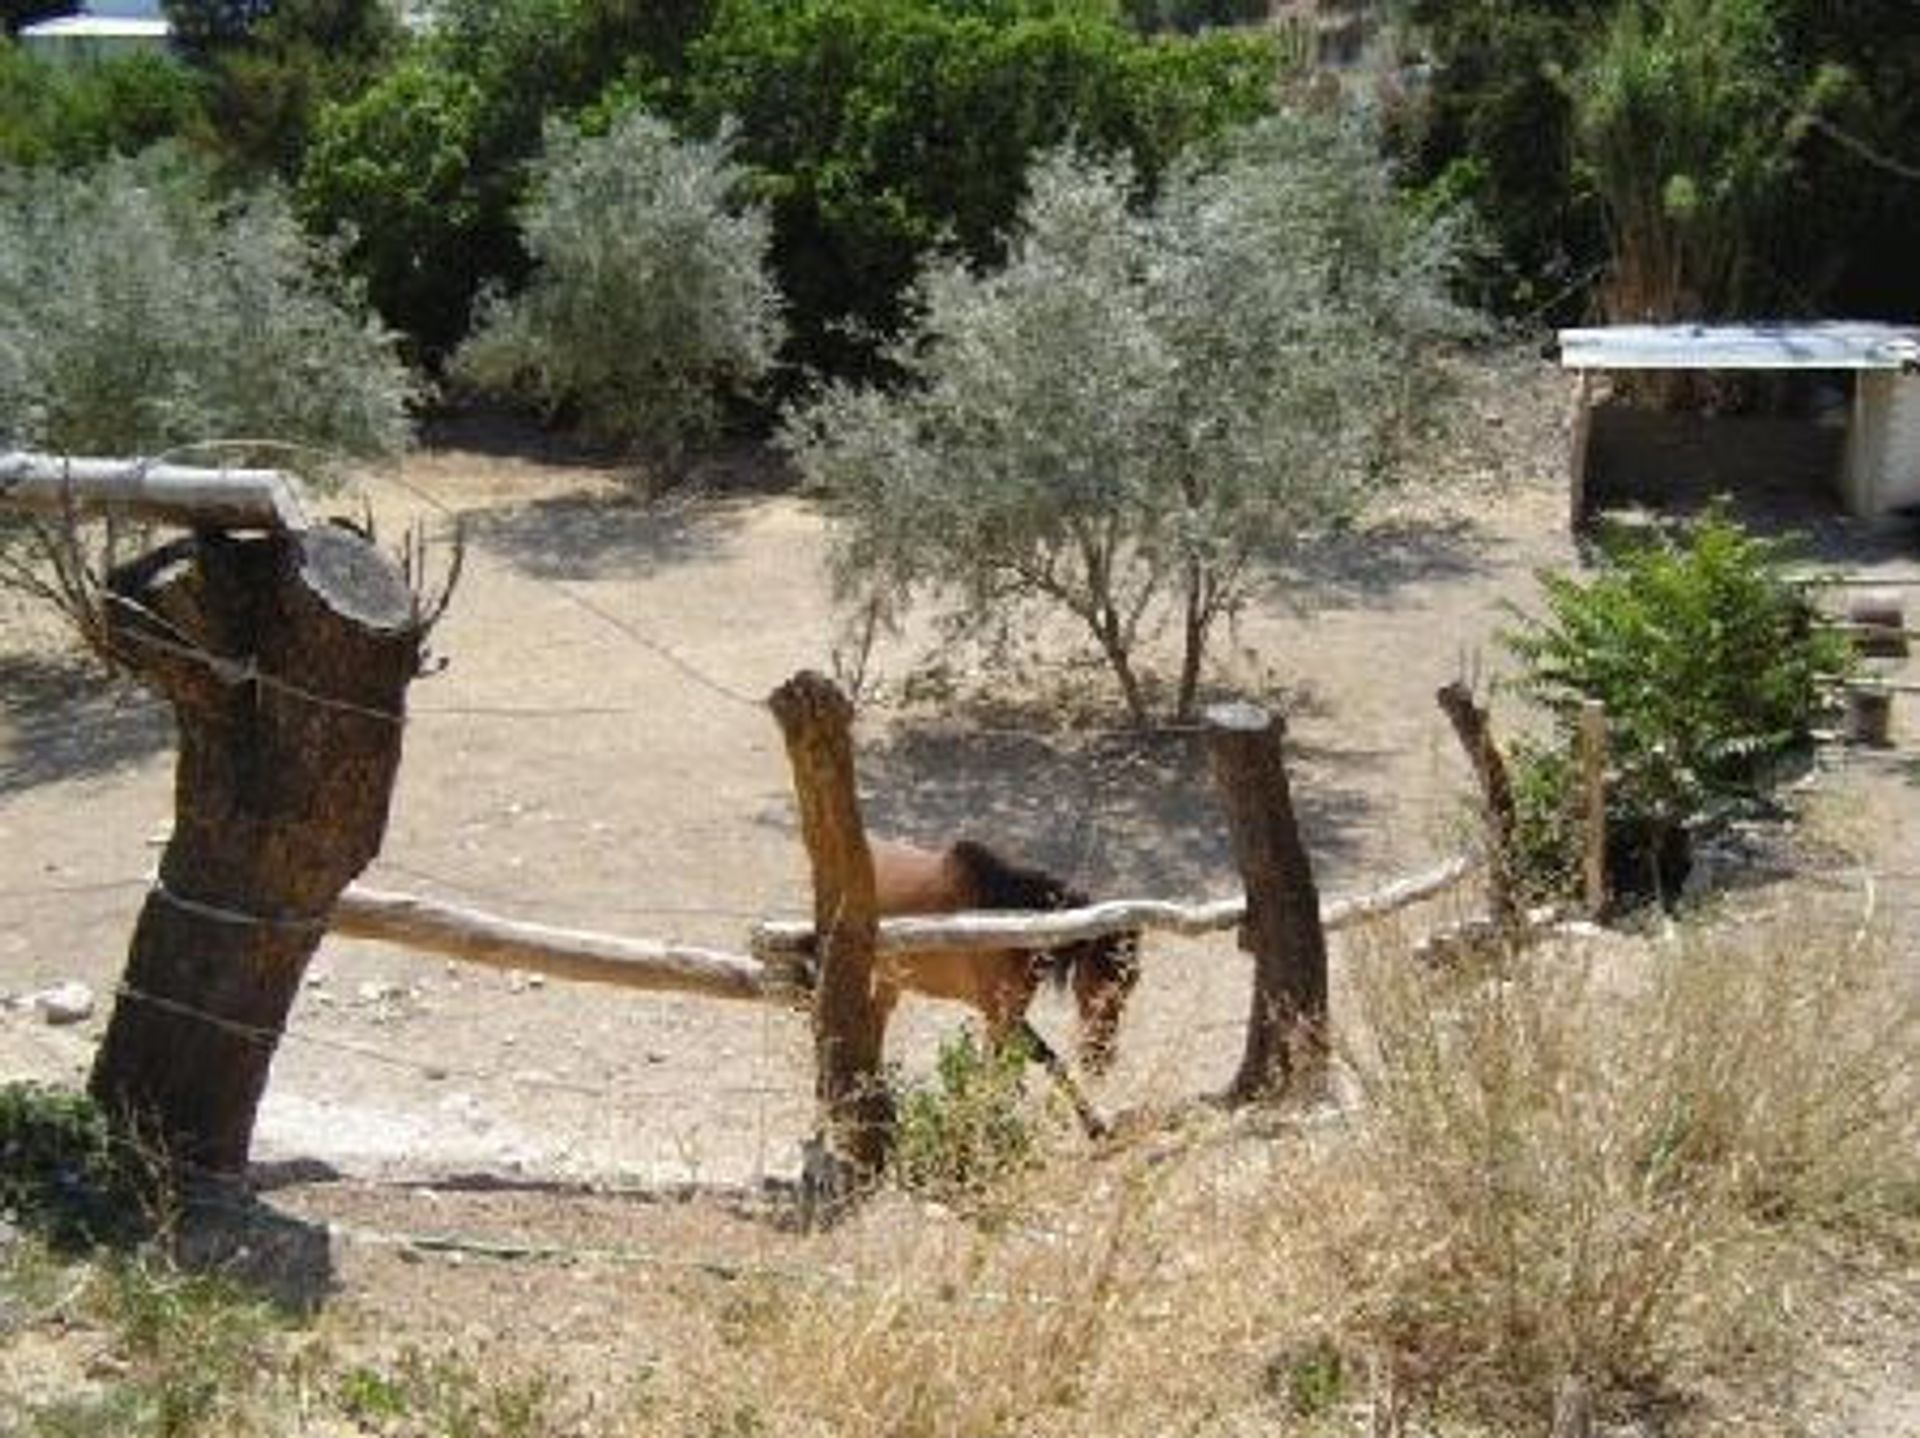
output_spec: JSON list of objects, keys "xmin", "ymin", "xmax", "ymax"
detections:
[
  {"xmin": 1436, "ymin": 681, "xmax": 1520, "ymax": 930},
  {"xmin": 1205, "ymin": 702, "xmax": 1328, "ymax": 1104},
  {"xmin": 89, "ymin": 528, "xmax": 424, "ymax": 1179},
  {"xmin": 768, "ymin": 671, "xmax": 891, "ymax": 1179}
]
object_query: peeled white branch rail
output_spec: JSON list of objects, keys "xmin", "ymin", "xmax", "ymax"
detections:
[
  {"xmin": 0, "ymin": 452, "xmax": 310, "ymax": 532},
  {"xmin": 749, "ymin": 854, "xmax": 1475, "ymax": 961},
  {"xmin": 332, "ymin": 886, "xmax": 797, "ymax": 1001}
]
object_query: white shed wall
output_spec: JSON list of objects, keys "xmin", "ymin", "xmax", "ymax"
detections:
[{"xmin": 1844, "ymin": 373, "xmax": 1920, "ymax": 516}]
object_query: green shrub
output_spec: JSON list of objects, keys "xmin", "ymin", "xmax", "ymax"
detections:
[
  {"xmin": 298, "ymin": 0, "xmax": 716, "ymax": 360},
  {"xmin": 297, "ymin": 60, "xmax": 505, "ymax": 362},
  {"xmin": 684, "ymin": 0, "xmax": 1277, "ymax": 377},
  {"xmin": 1502, "ymin": 510, "xmax": 1850, "ymax": 901},
  {"xmin": 0, "ymin": 1082, "xmax": 146, "ymax": 1248},
  {"xmin": 0, "ymin": 43, "xmax": 211, "ymax": 170},
  {"xmin": 892, "ymin": 1030, "xmax": 1036, "ymax": 1205},
  {"xmin": 454, "ymin": 109, "xmax": 781, "ymax": 466},
  {"xmin": 0, "ymin": 151, "xmax": 413, "ymax": 459}
]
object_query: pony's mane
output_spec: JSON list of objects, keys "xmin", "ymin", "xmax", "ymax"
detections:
[
  {"xmin": 950, "ymin": 839, "xmax": 1086, "ymax": 913},
  {"xmin": 951, "ymin": 840, "xmax": 1117, "ymax": 991}
]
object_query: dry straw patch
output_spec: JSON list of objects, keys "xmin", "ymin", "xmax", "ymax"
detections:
[{"xmin": 654, "ymin": 905, "xmax": 1917, "ymax": 1437}]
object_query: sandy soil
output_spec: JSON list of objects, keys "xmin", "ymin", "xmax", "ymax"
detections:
[{"xmin": 3, "ymin": 353, "xmax": 1917, "ymax": 1430}]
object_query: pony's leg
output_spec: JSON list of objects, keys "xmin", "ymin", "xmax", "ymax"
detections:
[
  {"xmin": 1012, "ymin": 1019, "xmax": 1110, "ymax": 1141},
  {"xmin": 978, "ymin": 976, "xmax": 1109, "ymax": 1141}
]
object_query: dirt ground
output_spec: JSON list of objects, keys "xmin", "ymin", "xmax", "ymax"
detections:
[{"xmin": 3, "ymin": 352, "xmax": 1918, "ymax": 1431}]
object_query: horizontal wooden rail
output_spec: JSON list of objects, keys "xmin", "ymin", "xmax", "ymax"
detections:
[
  {"xmin": 332, "ymin": 886, "xmax": 803, "ymax": 1001},
  {"xmin": 0, "ymin": 452, "xmax": 309, "ymax": 532},
  {"xmin": 750, "ymin": 854, "xmax": 1475, "ymax": 961}
]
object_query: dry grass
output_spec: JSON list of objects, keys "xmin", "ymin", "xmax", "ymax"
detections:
[
  {"xmin": 4, "ymin": 905, "xmax": 1914, "ymax": 1437},
  {"xmin": 646, "ymin": 905, "xmax": 1918, "ymax": 1437}
]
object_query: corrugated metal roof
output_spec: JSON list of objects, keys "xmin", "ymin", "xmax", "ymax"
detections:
[{"xmin": 1558, "ymin": 322, "xmax": 1920, "ymax": 371}]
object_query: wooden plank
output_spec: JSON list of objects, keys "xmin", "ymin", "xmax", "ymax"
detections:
[
  {"xmin": 750, "ymin": 855, "xmax": 1475, "ymax": 959},
  {"xmin": 0, "ymin": 452, "xmax": 309, "ymax": 531},
  {"xmin": 331, "ymin": 886, "xmax": 790, "ymax": 1001}
]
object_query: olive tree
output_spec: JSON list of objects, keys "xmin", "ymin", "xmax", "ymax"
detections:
[
  {"xmin": 0, "ymin": 153, "xmax": 413, "ymax": 459},
  {"xmin": 787, "ymin": 113, "xmax": 1466, "ymax": 725},
  {"xmin": 454, "ymin": 108, "xmax": 782, "ymax": 472}
]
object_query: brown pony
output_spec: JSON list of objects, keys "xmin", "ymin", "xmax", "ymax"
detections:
[{"xmin": 866, "ymin": 838, "xmax": 1141, "ymax": 1076}]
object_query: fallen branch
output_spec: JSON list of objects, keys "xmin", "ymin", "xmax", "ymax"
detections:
[
  {"xmin": 0, "ymin": 452, "xmax": 309, "ymax": 532},
  {"xmin": 750, "ymin": 855, "xmax": 1475, "ymax": 961},
  {"xmin": 332, "ymin": 886, "xmax": 801, "ymax": 1002}
]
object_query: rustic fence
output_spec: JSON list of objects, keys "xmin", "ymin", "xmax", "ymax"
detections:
[{"xmin": 0, "ymin": 455, "xmax": 1649, "ymax": 1188}]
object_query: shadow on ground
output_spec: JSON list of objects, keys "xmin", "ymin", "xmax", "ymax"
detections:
[
  {"xmin": 466, "ymin": 489, "xmax": 752, "ymax": 582},
  {"xmin": 847, "ymin": 718, "xmax": 1383, "ymax": 899},
  {"xmin": 176, "ymin": 1193, "xmax": 338, "ymax": 1313},
  {"xmin": 0, "ymin": 651, "xmax": 171, "ymax": 794},
  {"xmin": 1269, "ymin": 513, "xmax": 1500, "ymax": 606}
]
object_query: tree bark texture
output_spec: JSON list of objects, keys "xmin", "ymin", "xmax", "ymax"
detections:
[
  {"xmin": 768, "ymin": 671, "xmax": 892, "ymax": 1176},
  {"xmin": 1204, "ymin": 702, "xmax": 1329, "ymax": 1103},
  {"xmin": 1436, "ymin": 681, "xmax": 1521, "ymax": 930},
  {"xmin": 89, "ymin": 527, "xmax": 422, "ymax": 1178}
]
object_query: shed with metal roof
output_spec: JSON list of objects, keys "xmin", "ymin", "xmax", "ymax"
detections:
[{"xmin": 1558, "ymin": 322, "xmax": 1920, "ymax": 524}]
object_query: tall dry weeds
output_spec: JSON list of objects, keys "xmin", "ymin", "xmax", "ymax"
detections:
[
  {"xmin": 676, "ymin": 905, "xmax": 1916, "ymax": 1437},
  {"xmin": 1276, "ymin": 911, "xmax": 1919, "ymax": 1426}
]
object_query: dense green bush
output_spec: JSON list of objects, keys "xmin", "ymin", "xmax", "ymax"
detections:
[
  {"xmin": 0, "ymin": 42, "xmax": 211, "ymax": 169},
  {"xmin": 192, "ymin": 0, "xmax": 406, "ymax": 180},
  {"xmin": 1122, "ymin": 0, "xmax": 1267, "ymax": 35},
  {"xmin": 298, "ymin": 0, "xmax": 716, "ymax": 361},
  {"xmin": 1398, "ymin": 0, "xmax": 1920, "ymax": 322},
  {"xmin": 0, "ymin": 1082, "xmax": 146, "ymax": 1248},
  {"xmin": 1573, "ymin": 0, "xmax": 1808, "ymax": 323},
  {"xmin": 297, "ymin": 61, "xmax": 503, "ymax": 360},
  {"xmin": 455, "ymin": 110, "xmax": 781, "ymax": 466},
  {"xmin": 1502, "ymin": 511, "xmax": 1850, "ymax": 901},
  {"xmin": 0, "ymin": 153, "xmax": 413, "ymax": 458},
  {"xmin": 684, "ymin": 0, "xmax": 1278, "ymax": 377}
]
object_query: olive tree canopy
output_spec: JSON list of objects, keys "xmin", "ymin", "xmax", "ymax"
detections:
[{"xmin": 786, "ymin": 112, "xmax": 1468, "ymax": 724}]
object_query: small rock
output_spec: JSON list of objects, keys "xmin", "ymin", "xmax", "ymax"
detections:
[
  {"xmin": 357, "ymin": 980, "xmax": 403, "ymax": 1004},
  {"xmin": 422, "ymin": 1065, "xmax": 450, "ymax": 1081},
  {"xmin": 645, "ymin": 1050, "xmax": 668, "ymax": 1066},
  {"xmin": 31, "ymin": 981, "xmax": 95, "ymax": 1026},
  {"xmin": 507, "ymin": 971, "xmax": 530, "ymax": 994}
]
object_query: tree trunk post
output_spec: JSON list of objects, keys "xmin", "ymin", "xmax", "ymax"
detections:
[
  {"xmin": 1436, "ymin": 681, "xmax": 1520, "ymax": 931},
  {"xmin": 1204, "ymin": 702, "xmax": 1328, "ymax": 1104},
  {"xmin": 768, "ymin": 671, "xmax": 891, "ymax": 1178},
  {"xmin": 89, "ymin": 528, "xmax": 424, "ymax": 1180},
  {"xmin": 1578, "ymin": 699, "xmax": 1609, "ymax": 918}
]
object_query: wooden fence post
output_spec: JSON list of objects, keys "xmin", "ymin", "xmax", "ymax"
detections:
[
  {"xmin": 1436, "ymin": 681, "xmax": 1520, "ymax": 930},
  {"xmin": 1578, "ymin": 700, "xmax": 1609, "ymax": 918},
  {"xmin": 89, "ymin": 528, "xmax": 426, "ymax": 1179},
  {"xmin": 768, "ymin": 671, "xmax": 892, "ymax": 1178},
  {"xmin": 1204, "ymin": 702, "xmax": 1328, "ymax": 1104}
]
